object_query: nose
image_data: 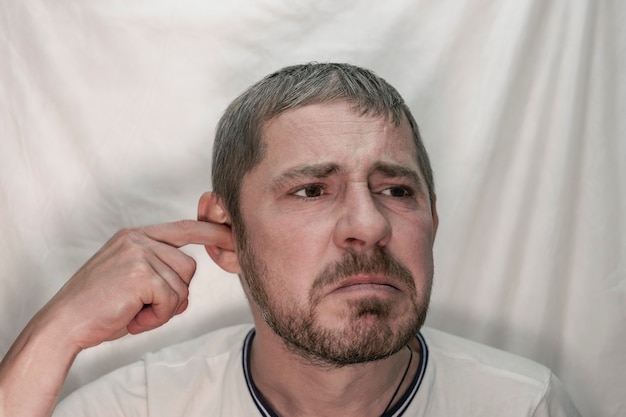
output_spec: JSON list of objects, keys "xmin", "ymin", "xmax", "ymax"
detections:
[{"xmin": 333, "ymin": 185, "xmax": 392, "ymax": 250}]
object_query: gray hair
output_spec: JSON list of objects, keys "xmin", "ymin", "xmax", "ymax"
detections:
[{"xmin": 212, "ymin": 62, "xmax": 434, "ymax": 228}]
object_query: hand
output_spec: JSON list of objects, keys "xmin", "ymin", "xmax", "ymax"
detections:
[
  {"xmin": 0, "ymin": 202, "xmax": 235, "ymax": 417},
  {"xmin": 41, "ymin": 219, "xmax": 234, "ymax": 352}
]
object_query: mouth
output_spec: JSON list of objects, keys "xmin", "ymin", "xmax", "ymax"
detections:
[{"xmin": 331, "ymin": 274, "xmax": 402, "ymax": 294}]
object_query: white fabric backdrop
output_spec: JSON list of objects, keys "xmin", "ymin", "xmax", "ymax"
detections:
[{"xmin": 1, "ymin": 1, "xmax": 623, "ymax": 416}]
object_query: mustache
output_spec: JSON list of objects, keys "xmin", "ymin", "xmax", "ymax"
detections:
[{"xmin": 312, "ymin": 249, "xmax": 415, "ymax": 295}]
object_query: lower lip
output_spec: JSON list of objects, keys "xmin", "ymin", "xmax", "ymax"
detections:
[{"xmin": 332, "ymin": 283, "xmax": 399, "ymax": 295}]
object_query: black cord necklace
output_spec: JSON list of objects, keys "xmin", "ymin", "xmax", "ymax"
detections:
[{"xmin": 380, "ymin": 345, "xmax": 413, "ymax": 416}]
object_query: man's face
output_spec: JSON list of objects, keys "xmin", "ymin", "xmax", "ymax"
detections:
[{"xmin": 236, "ymin": 101, "xmax": 438, "ymax": 366}]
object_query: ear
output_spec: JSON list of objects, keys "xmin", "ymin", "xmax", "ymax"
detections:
[{"xmin": 197, "ymin": 191, "xmax": 241, "ymax": 274}]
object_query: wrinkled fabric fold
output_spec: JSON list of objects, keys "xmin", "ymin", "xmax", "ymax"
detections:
[{"xmin": 0, "ymin": 1, "xmax": 623, "ymax": 416}]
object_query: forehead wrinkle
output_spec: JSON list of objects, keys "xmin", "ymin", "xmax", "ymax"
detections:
[{"xmin": 270, "ymin": 162, "xmax": 341, "ymax": 192}]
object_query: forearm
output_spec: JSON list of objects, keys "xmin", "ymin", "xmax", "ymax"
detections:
[
  {"xmin": 0, "ymin": 220, "xmax": 227, "ymax": 417},
  {"xmin": 0, "ymin": 309, "xmax": 81, "ymax": 417}
]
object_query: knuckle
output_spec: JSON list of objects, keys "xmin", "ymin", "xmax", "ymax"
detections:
[
  {"xmin": 164, "ymin": 288, "xmax": 179, "ymax": 307},
  {"xmin": 114, "ymin": 228, "xmax": 147, "ymax": 245},
  {"xmin": 174, "ymin": 220, "xmax": 195, "ymax": 234},
  {"xmin": 179, "ymin": 283, "xmax": 190, "ymax": 299},
  {"xmin": 167, "ymin": 275, "xmax": 189, "ymax": 299},
  {"xmin": 164, "ymin": 287, "xmax": 183, "ymax": 314},
  {"xmin": 181, "ymin": 256, "xmax": 197, "ymax": 278},
  {"xmin": 124, "ymin": 244, "xmax": 151, "ymax": 259},
  {"xmin": 125, "ymin": 260, "xmax": 154, "ymax": 282},
  {"xmin": 157, "ymin": 273, "xmax": 187, "ymax": 301}
]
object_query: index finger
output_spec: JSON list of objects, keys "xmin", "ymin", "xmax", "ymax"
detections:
[{"xmin": 140, "ymin": 220, "xmax": 235, "ymax": 250}]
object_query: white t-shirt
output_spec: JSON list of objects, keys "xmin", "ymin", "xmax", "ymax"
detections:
[{"xmin": 53, "ymin": 324, "xmax": 581, "ymax": 416}]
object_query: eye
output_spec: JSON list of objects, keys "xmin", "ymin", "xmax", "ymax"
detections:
[
  {"xmin": 381, "ymin": 186, "xmax": 413, "ymax": 198},
  {"xmin": 293, "ymin": 184, "xmax": 326, "ymax": 199}
]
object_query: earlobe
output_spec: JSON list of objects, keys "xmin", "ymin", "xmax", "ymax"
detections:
[{"xmin": 198, "ymin": 191, "xmax": 241, "ymax": 274}]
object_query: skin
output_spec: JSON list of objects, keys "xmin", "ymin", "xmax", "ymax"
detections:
[
  {"xmin": 0, "ymin": 220, "xmax": 234, "ymax": 417},
  {"xmin": 0, "ymin": 101, "xmax": 438, "ymax": 417},
  {"xmin": 201, "ymin": 101, "xmax": 439, "ymax": 416}
]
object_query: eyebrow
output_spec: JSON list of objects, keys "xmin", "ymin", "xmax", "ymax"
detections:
[
  {"xmin": 370, "ymin": 162, "xmax": 422, "ymax": 188},
  {"xmin": 270, "ymin": 163, "xmax": 341, "ymax": 191},
  {"xmin": 269, "ymin": 161, "xmax": 423, "ymax": 191}
]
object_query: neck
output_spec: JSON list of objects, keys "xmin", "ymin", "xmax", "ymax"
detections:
[{"xmin": 249, "ymin": 324, "xmax": 420, "ymax": 417}]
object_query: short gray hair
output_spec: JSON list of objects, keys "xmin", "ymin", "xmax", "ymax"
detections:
[{"xmin": 212, "ymin": 62, "xmax": 434, "ymax": 227}]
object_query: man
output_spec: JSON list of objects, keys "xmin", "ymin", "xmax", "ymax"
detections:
[{"xmin": 0, "ymin": 63, "xmax": 580, "ymax": 416}]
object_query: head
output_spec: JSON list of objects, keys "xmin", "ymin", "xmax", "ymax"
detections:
[
  {"xmin": 211, "ymin": 63, "xmax": 435, "ymax": 229},
  {"xmin": 203, "ymin": 63, "xmax": 438, "ymax": 366}
]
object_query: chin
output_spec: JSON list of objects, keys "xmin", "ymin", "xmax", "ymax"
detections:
[{"xmin": 272, "ymin": 301, "xmax": 423, "ymax": 367}]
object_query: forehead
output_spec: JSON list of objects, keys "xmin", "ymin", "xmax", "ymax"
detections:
[{"xmin": 257, "ymin": 101, "xmax": 419, "ymax": 174}]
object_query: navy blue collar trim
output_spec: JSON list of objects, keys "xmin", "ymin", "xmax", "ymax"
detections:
[{"xmin": 242, "ymin": 330, "xmax": 429, "ymax": 417}]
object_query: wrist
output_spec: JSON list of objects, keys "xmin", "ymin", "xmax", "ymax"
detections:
[
  {"xmin": 31, "ymin": 301, "xmax": 89, "ymax": 358},
  {"xmin": 0, "ymin": 306, "xmax": 82, "ymax": 417}
]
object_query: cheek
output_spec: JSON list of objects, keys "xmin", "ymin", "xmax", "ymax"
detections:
[
  {"xmin": 242, "ymin": 213, "xmax": 333, "ymax": 293},
  {"xmin": 390, "ymin": 217, "xmax": 436, "ymax": 279}
]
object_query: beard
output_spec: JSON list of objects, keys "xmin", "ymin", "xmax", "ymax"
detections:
[{"xmin": 236, "ymin": 225, "xmax": 431, "ymax": 367}]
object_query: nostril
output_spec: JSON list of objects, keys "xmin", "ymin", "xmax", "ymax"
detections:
[{"xmin": 345, "ymin": 237, "xmax": 365, "ymax": 246}]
